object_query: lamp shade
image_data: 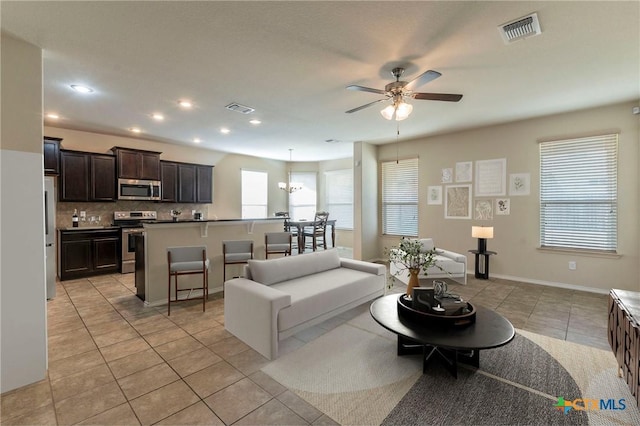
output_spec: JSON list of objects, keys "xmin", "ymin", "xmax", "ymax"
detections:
[
  {"xmin": 395, "ymin": 102, "xmax": 413, "ymax": 121},
  {"xmin": 472, "ymin": 226, "xmax": 494, "ymax": 239},
  {"xmin": 380, "ymin": 104, "xmax": 396, "ymax": 120}
]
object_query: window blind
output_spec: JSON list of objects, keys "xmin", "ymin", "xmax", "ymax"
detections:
[
  {"xmin": 289, "ymin": 172, "xmax": 317, "ymax": 220},
  {"xmin": 241, "ymin": 169, "xmax": 268, "ymax": 218},
  {"xmin": 540, "ymin": 134, "xmax": 618, "ymax": 252},
  {"xmin": 382, "ymin": 158, "xmax": 418, "ymax": 236},
  {"xmin": 325, "ymin": 169, "xmax": 353, "ymax": 230}
]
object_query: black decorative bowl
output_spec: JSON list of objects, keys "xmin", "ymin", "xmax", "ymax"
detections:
[{"xmin": 397, "ymin": 294, "xmax": 476, "ymax": 327}]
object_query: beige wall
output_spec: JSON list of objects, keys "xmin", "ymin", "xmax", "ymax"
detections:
[
  {"xmin": 1, "ymin": 33, "xmax": 48, "ymax": 392},
  {"xmin": 318, "ymin": 157, "xmax": 354, "ymax": 248},
  {"xmin": 378, "ymin": 101, "xmax": 640, "ymax": 293}
]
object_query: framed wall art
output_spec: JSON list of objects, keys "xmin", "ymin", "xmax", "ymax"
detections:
[
  {"xmin": 427, "ymin": 185, "xmax": 442, "ymax": 205},
  {"xmin": 474, "ymin": 199, "xmax": 493, "ymax": 220},
  {"xmin": 445, "ymin": 184, "xmax": 472, "ymax": 219},
  {"xmin": 455, "ymin": 161, "xmax": 472, "ymax": 182},
  {"xmin": 496, "ymin": 198, "xmax": 510, "ymax": 215},
  {"xmin": 441, "ymin": 168, "xmax": 453, "ymax": 183},
  {"xmin": 475, "ymin": 158, "xmax": 506, "ymax": 196},
  {"xmin": 509, "ymin": 173, "xmax": 530, "ymax": 196}
]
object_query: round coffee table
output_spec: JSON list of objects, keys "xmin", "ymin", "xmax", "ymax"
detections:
[{"xmin": 370, "ymin": 294, "xmax": 515, "ymax": 377}]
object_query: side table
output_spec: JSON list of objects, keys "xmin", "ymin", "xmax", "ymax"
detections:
[{"xmin": 468, "ymin": 250, "xmax": 496, "ymax": 279}]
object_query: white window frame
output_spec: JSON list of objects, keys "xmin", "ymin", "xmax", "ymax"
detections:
[
  {"xmin": 382, "ymin": 158, "xmax": 419, "ymax": 237},
  {"xmin": 325, "ymin": 169, "xmax": 353, "ymax": 230},
  {"xmin": 241, "ymin": 169, "xmax": 268, "ymax": 219},
  {"xmin": 289, "ymin": 171, "xmax": 317, "ymax": 220},
  {"xmin": 539, "ymin": 134, "xmax": 618, "ymax": 252}
]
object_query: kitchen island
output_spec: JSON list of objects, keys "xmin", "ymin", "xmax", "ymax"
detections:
[{"xmin": 139, "ymin": 218, "xmax": 284, "ymax": 306}]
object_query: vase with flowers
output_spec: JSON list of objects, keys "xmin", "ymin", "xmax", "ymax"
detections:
[
  {"xmin": 386, "ymin": 238, "xmax": 440, "ymax": 297},
  {"xmin": 170, "ymin": 209, "xmax": 182, "ymax": 222}
]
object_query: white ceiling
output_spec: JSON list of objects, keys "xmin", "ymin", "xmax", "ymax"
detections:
[{"xmin": 2, "ymin": 1, "xmax": 638, "ymax": 161}]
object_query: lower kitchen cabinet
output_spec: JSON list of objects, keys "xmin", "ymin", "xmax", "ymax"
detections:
[{"xmin": 59, "ymin": 229, "xmax": 120, "ymax": 280}]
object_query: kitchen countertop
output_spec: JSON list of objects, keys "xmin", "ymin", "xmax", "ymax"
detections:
[
  {"xmin": 148, "ymin": 217, "xmax": 284, "ymax": 224},
  {"xmin": 60, "ymin": 226, "xmax": 120, "ymax": 231}
]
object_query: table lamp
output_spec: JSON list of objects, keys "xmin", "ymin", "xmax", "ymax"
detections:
[{"xmin": 472, "ymin": 226, "xmax": 494, "ymax": 253}]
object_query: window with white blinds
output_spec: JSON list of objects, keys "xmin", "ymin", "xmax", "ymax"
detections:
[
  {"xmin": 241, "ymin": 169, "xmax": 268, "ymax": 219},
  {"xmin": 325, "ymin": 169, "xmax": 353, "ymax": 230},
  {"xmin": 540, "ymin": 134, "xmax": 618, "ymax": 252},
  {"xmin": 289, "ymin": 172, "xmax": 317, "ymax": 220},
  {"xmin": 382, "ymin": 158, "xmax": 419, "ymax": 236}
]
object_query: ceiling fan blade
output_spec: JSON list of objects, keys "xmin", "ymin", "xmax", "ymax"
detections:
[
  {"xmin": 345, "ymin": 98, "xmax": 387, "ymax": 114},
  {"xmin": 404, "ymin": 70, "xmax": 442, "ymax": 90},
  {"xmin": 413, "ymin": 93, "xmax": 463, "ymax": 102},
  {"xmin": 346, "ymin": 85, "xmax": 386, "ymax": 95}
]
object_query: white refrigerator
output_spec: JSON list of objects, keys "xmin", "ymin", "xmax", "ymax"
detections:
[{"xmin": 44, "ymin": 177, "xmax": 56, "ymax": 299}]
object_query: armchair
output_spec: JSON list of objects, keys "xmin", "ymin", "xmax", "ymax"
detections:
[{"xmin": 389, "ymin": 238, "xmax": 467, "ymax": 285}]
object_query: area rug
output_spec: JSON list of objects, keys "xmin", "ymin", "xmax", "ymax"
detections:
[{"xmin": 261, "ymin": 311, "xmax": 640, "ymax": 426}]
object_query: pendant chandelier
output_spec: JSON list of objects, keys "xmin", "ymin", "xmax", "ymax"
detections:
[{"xmin": 278, "ymin": 149, "xmax": 303, "ymax": 193}]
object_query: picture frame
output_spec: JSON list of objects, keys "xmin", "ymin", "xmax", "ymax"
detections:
[
  {"xmin": 474, "ymin": 199, "xmax": 493, "ymax": 220},
  {"xmin": 441, "ymin": 168, "xmax": 453, "ymax": 184},
  {"xmin": 427, "ymin": 185, "xmax": 442, "ymax": 205},
  {"xmin": 445, "ymin": 184, "xmax": 472, "ymax": 219},
  {"xmin": 475, "ymin": 158, "xmax": 507, "ymax": 196},
  {"xmin": 509, "ymin": 173, "xmax": 530, "ymax": 196},
  {"xmin": 455, "ymin": 161, "xmax": 473, "ymax": 182},
  {"xmin": 496, "ymin": 198, "xmax": 510, "ymax": 215}
]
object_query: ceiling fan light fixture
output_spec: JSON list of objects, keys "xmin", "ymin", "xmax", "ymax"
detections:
[
  {"xmin": 380, "ymin": 104, "xmax": 396, "ymax": 120},
  {"xmin": 395, "ymin": 102, "xmax": 413, "ymax": 121}
]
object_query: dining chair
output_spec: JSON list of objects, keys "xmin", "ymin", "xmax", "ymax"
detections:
[
  {"xmin": 167, "ymin": 246, "xmax": 209, "ymax": 316},
  {"xmin": 303, "ymin": 211, "xmax": 329, "ymax": 251},
  {"xmin": 222, "ymin": 240, "xmax": 254, "ymax": 286},
  {"xmin": 265, "ymin": 232, "xmax": 292, "ymax": 258}
]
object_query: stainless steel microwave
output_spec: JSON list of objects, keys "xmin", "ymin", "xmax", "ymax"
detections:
[{"xmin": 118, "ymin": 178, "xmax": 161, "ymax": 201}]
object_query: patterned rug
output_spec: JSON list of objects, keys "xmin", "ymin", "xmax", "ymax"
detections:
[{"xmin": 262, "ymin": 311, "xmax": 639, "ymax": 425}]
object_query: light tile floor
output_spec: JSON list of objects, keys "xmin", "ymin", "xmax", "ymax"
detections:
[{"xmin": 1, "ymin": 270, "xmax": 611, "ymax": 425}]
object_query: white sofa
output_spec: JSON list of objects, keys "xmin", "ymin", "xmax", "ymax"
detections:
[
  {"xmin": 389, "ymin": 238, "xmax": 467, "ymax": 285},
  {"xmin": 224, "ymin": 249, "xmax": 385, "ymax": 359}
]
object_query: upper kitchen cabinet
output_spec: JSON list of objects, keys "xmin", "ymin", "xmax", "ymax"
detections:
[
  {"xmin": 196, "ymin": 165, "xmax": 213, "ymax": 203},
  {"xmin": 59, "ymin": 150, "xmax": 116, "ymax": 202},
  {"xmin": 44, "ymin": 136, "xmax": 62, "ymax": 175},
  {"xmin": 112, "ymin": 147, "xmax": 161, "ymax": 180},
  {"xmin": 160, "ymin": 161, "xmax": 178, "ymax": 203},
  {"xmin": 162, "ymin": 161, "xmax": 213, "ymax": 203}
]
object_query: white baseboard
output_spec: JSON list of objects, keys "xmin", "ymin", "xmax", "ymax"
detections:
[{"xmin": 484, "ymin": 272, "xmax": 610, "ymax": 295}]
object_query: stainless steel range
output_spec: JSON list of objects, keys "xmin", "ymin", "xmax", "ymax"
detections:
[{"xmin": 113, "ymin": 211, "xmax": 157, "ymax": 273}]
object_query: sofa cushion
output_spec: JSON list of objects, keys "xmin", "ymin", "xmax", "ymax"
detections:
[
  {"xmin": 248, "ymin": 249, "xmax": 341, "ymax": 286},
  {"xmin": 273, "ymin": 267, "xmax": 382, "ymax": 332},
  {"xmin": 418, "ymin": 238, "xmax": 435, "ymax": 252}
]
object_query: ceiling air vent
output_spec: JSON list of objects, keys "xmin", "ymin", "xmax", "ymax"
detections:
[
  {"xmin": 225, "ymin": 102, "xmax": 255, "ymax": 114},
  {"xmin": 498, "ymin": 12, "xmax": 541, "ymax": 44}
]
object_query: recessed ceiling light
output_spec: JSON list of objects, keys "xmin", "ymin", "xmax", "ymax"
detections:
[
  {"xmin": 151, "ymin": 113, "xmax": 164, "ymax": 121},
  {"xmin": 46, "ymin": 113, "xmax": 59, "ymax": 119},
  {"xmin": 70, "ymin": 84, "xmax": 94, "ymax": 93},
  {"xmin": 193, "ymin": 138, "xmax": 202, "ymax": 144},
  {"xmin": 249, "ymin": 119, "xmax": 262, "ymax": 125},
  {"xmin": 220, "ymin": 128, "xmax": 230, "ymax": 134},
  {"xmin": 129, "ymin": 127, "xmax": 142, "ymax": 134},
  {"xmin": 178, "ymin": 100, "xmax": 193, "ymax": 109}
]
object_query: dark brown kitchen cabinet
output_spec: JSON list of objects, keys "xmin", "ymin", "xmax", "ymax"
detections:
[
  {"xmin": 59, "ymin": 150, "xmax": 116, "ymax": 202},
  {"xmin": 60, "ymin": 150, "xmax": 90, "ymax": 201},
  {"xmin": 44, "ymin": 136, "xmax": 62, "ymax": 175},
  {"xmin": 160, "ymin": 161, "xmax": 178, "ymax": 202},
  {"xmin": 178, "ymin": 163, "xmax": 197, "ymax": 203},
  {"xmin": 161, "ymin": 160, "xmax": 213, "ymax": 204},
  {"xmin": 91, "ymin": 155, "xmax": 116, "ymax": 201},
  {"xmin": 112, "ymin": 147, "xmax": 161, "ymax": 180},
  {"xmin": 196, "ymin": 165, "xmax": 213, "ymax": 203},
  {"xmin": 59, "ymin": 229, "xmax": 120, "ymax": 280}
]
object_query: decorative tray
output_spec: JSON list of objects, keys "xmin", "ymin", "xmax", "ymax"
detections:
[{"xmin": 397, "ymin": 294, "xmax": 476, "ymax": 327}]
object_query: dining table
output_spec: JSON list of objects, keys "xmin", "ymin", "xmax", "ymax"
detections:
[{"xmin": 286, "ymin": 219, "xmax": 336, "ymax": 254}]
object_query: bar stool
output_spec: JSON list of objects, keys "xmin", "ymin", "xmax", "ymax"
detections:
[
  {"xmin": 265, "ymin": 232, "xmax": 292, "ymax": 258},
  {"xmin": 167, "ymin": 246, "xmax": 209, "ymax": 316},
  {"xmin": 222, "ymin": 240, "xmax": 254, "ymax": 285}
]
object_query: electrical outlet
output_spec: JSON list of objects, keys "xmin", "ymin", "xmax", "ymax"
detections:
[
  {"xmin": 80, "ymin": 210, "xmax": 86, "ymax": 218},
  {"xmin": 569, "ymin": 261, "xmax": 576, "ymax": 270}
]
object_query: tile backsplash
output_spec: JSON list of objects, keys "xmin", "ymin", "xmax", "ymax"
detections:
[{"xmin": 56, "ymin": 200, "xmax": 209, "ymax": 229}]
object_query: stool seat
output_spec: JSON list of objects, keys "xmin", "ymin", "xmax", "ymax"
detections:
[
  {"xmin": 167, "ymin": 246, "xmax": 209, "ymax": 316},
  {"xmin": 223, "ymin": 240, "xmax": 254, "ymax": 291}
]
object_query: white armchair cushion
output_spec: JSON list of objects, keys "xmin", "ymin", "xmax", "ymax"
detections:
[{"xmin": 418, "ymin": 238, "xmax": 435, "ymax": 252}]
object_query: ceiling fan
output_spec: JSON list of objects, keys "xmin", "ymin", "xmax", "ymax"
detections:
[{"xmin": 345, "ymin": 67, "xmax": 463, "ymax": 120}]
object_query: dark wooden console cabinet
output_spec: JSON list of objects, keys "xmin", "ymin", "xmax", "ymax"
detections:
[
  {"xmin": 59, "ymin": 229, "xmax": 120, "ymax": 280},
  {"xmin": 608, "ymin": 289, "xmax": 640, "ymax": 407}
]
